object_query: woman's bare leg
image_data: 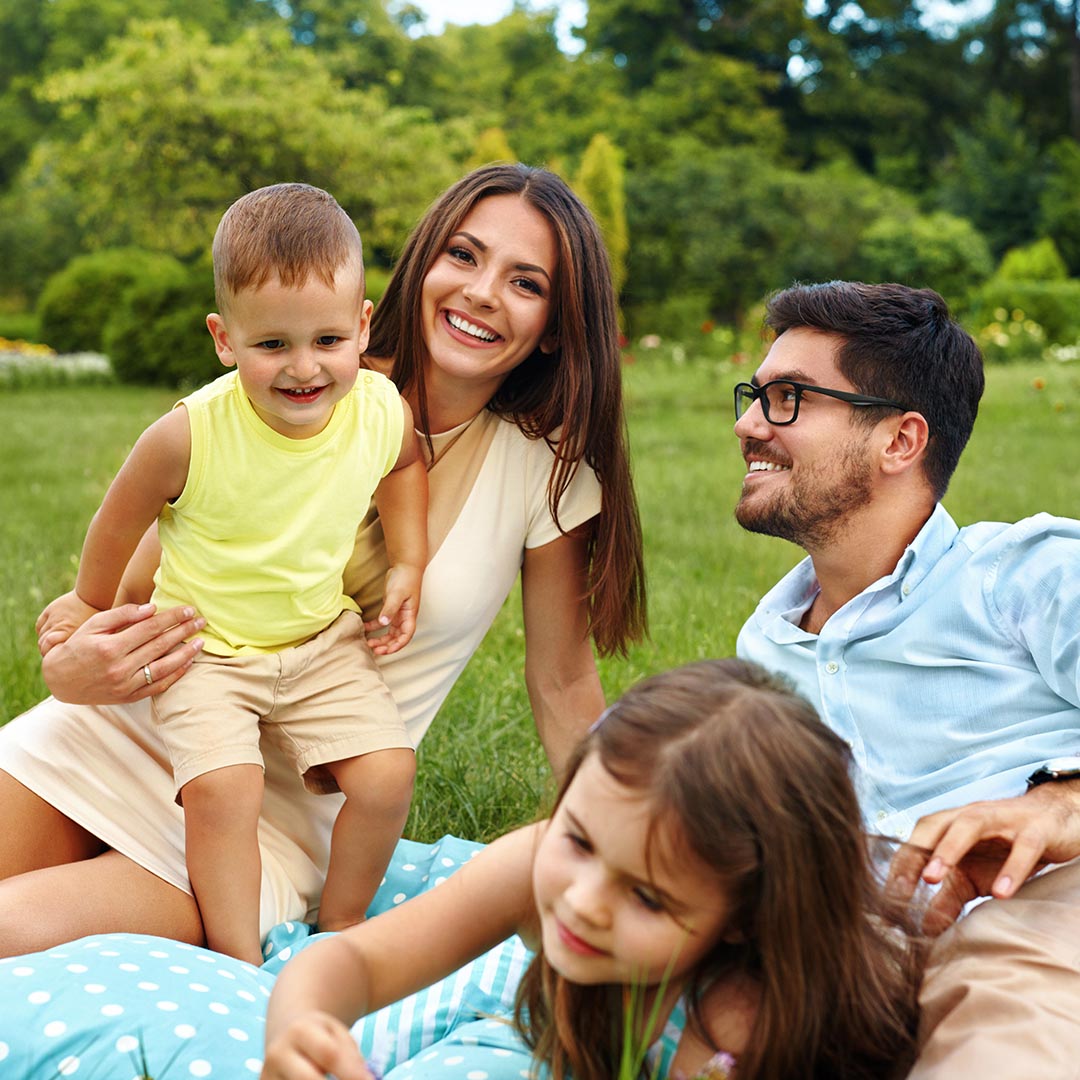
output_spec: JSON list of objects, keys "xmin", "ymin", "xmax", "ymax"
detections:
[
  {"xmin": 0, "ymin": 769, "xmax": 205, "ymax": 956},
  {"xmin": 0, "ymin": 849, "xmax": 205, "ymax": 957},
  {"xmin": 0, "ymin": 769, "xmax": 105, "ymax": 876}
]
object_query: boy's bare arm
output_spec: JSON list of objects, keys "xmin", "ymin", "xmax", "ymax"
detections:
[
  {"xmin": 368, "ymin": 399, "xmax": 428, "ymax": 654},
  {"xmin": 75, "ymin": 408, "xmax": 191, "ymax": 613}
]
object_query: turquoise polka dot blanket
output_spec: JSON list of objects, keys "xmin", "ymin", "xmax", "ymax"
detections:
[{"xmin": 0, "ymin": 836, "xmax": 537, "ymax": 1079}]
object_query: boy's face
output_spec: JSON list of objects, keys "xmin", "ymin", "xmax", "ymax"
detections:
[{"xmin": 207, "ymin": 265, "xmax": 371, "ymax": 439}]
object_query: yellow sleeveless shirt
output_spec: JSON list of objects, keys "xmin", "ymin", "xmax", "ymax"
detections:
[{"xmin": 152, "ymin": 369, "xmax": 403, "ymax": 656}]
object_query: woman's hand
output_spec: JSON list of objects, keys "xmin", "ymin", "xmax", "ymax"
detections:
[
  {"xmin": 38, "ymin": 600, "xmax": 205, "ymax": 705},
  {"xmin": 262, "ymin": 1012, "xmax": 376, "ymax": 1080}
]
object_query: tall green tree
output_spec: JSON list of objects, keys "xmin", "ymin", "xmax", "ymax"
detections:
[
  {"xmin": 1, "ymin": 18, "xmax": 468, "ymax": 294},
  {"xmin": 575, "ymin": 134, "xmax": 629, "ymax": 294}
]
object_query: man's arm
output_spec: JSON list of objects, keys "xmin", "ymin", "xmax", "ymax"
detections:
[{"xmin": 889, "ymin": 779, "xmax": 1080, "ymax": 933}]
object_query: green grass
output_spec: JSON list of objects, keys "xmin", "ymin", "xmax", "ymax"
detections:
[{"xmin": 3, "ymin": 359, "xmax": 1079, "ymax": 842}]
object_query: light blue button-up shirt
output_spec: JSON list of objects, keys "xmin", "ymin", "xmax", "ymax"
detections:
[{"xmin": 737, "ymin": 504, "xmax": 1080, "ymax": 839}]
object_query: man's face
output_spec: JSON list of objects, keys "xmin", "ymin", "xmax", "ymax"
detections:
[{"xmin": 733, "ymin": 328, "xmax": 877, "ymax": 551}]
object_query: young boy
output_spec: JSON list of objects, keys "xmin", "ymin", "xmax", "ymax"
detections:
[{"xmin": 42, "ymin": 183, "xmax": 427, "ymax": 965}]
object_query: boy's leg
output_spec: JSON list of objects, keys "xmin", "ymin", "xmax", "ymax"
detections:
[
  {"xmin": 181, "ymin": 763, "xmax": 265, "ymax": 965},
  {"xmin": 317, "ymin": 748, "xmax": 416, "ymax": 932}
]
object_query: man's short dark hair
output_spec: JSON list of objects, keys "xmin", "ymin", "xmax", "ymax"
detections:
[{"xmin": 765, "ymin": 281, "xmax": 985, "ymax": 501}]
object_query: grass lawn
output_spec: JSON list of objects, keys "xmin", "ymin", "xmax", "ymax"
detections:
[{"xmin": 2, "ymin": 356, "xmax": 1079, "ymax": 841}]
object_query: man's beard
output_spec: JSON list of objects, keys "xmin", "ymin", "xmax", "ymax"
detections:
[{"xmin": 735, "ymin": 437, "xmax": 873, "ymax": 550}]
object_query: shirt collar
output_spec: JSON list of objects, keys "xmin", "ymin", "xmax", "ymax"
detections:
[{"xmin": 753, "ymin": 503, "xmax": 960, "ymax": 635}]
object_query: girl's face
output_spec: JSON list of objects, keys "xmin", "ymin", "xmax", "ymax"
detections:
[
  {"xmin": 532, "ymin": 752, "xmax": 732, "ymax": 988},
  {"xmin": 420, "ymin": 193, "xmax": 558, "ymax": 401}
]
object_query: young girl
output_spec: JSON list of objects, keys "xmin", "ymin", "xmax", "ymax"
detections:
[{"xmin": 262, "ymin": 659, "xmax": 924, "ymax": 1080}]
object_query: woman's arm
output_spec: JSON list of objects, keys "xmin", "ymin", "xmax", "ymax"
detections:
[
  {"xmin": 263, "ymin": 825, "xmax": 541, "ymax": 1078},
  {"xmin": 521, "ymin": 522, "xmax": 606, "ymax": 775}
]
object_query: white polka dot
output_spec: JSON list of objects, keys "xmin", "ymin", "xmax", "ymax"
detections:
[
  {"xmin": 157, "ymin": 1001, "xmax": 179, "ymax": 1011},
  {"xmin": 393, "ymin": 892, "xmax": 407, "ymax": 904},
  {"xmin": 0, "ymin": 1043, "xmax": 8, "ymax": 1060},
  {"xmin": 466, "ymin": 1072, "xmax": 489, "ymax": 1079},
  {"xmin": 440, "ymin": 857, "xmax": 455, "ymax": 867},
  {"xmin": 189, "ymin": 1061, "xmax": 213, "ymax": 1077},
  {"xmin": 12, "ymin": 966, "xmax": 34, "ymax": 977},
  {"xmin": 422, "ymin": 1051, "xmax": 439, "ymax": 1062},
  {"xmin": 421, "ymin": 874, "xmax": 430, "ymax": 882},
  {"xmin": 228, "ymin": 1028, "xmax": 250, "ymax": 1041},
  {"xmin": 189, "ymin": 983, "xmax": 210, "ymax": 993},
  {"xmin": 174, "ymin": 1025, "xmax": 197, "ymax": 1039},
  {"xmin": 28, "ymin": 990, "xmax": 51, "ymax": 1004},
  {"xmin": 84, "ymin": 983, "xmax": 107, "ymax": 994},
  {"xmin": 402, "ymin": 863, "xmax": 416, "ymax": 871},
  {"xmin": 444, "ymin": 1057, "xmax": 464, "ymax": 1066},
  {"xmin": 176, "ymin": 942, "xmax": 195, "ymax": 951},
  {"xmin": 65, "ymin": 963, "xmax": 88, "ymax": 974},
  {"xmin": 492, "ymin": 1049, "xmax": 512, "ymax": 1057},
  {"xmin": 244, "ymin": 1061, "xmax": 262, "ymax": 1073},
  {"xmin": 276, "ymin": 947, "xmax": 292, "ymax": 962},
  {"xmin": 258, "ymin": 985, "xmax": 271, "ymax": 997},
  {"xmin": 379, "ymin": 875, "xmax": 387, "ymax": 886},
  {"xmin": 58, "ymin": 1056, "xmax": 80, "ymax": 1075},
  {"xmin": 169, "ymin": 966, "xmax": 191, "ymax": 975},
  {"xmin": 119, "ymin": 963, "xmax": 140, "ymax": 972},
  {"xmin": 44, "ymin": 1020, "xmax": 67, "ymax": 1037},
  {"xmin": 236, "ymin": 990, "xmax": 256, "ymax": 1002},
  {"xmin": 197, "ymin": 955, "xmax": 217, "ymax": 964},
  {"xmin": 149, "ymin": 950, "xmax": 169, "ymax": 958},
  {"xmin": 519, "ymin": 1071, "xmax": 531, "ymax": 1078},
  {"xmin": 217, "ymin": 969, "xmax": 237, "ymax": 980},
  {"xmin": 468, "ymin": 850, "xmax": 480, "ymax": 859},
  {"xmin": 209, "ymin": 1002, "xmax": 230, "ymax": 1015},
  {"xmin": 460, "ymin": 1035, "xmax": 479, "ymax": 1045},
  {"xmin": 434, "ymin": 876, "xmax": 447, "ymax": 886},
  {"xmin": 100, "ymin": 950, "xmax": 120, "ymax": 957},
  {"xmin": 137, "ymin": 981, "xmax": 160, "ymax": 991},
  {"xmin": 101, "ymin": 1005, "xmax": 124, "ymax": 1017},
  {"xmin": 116, "ymin": 1036, "xmax": 140, "ymax": 1054}
]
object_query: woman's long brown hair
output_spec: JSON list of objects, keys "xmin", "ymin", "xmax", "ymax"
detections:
[
  {"xmin": 366, "ymin": 163, "xmax": 645, "ymax": 655},
  {"xmin": 515, "ymin": 659, "xmax": 925, "ymax": 1079}
]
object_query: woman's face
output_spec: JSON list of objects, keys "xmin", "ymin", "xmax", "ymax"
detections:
[{"xmin": 420, "ymin": 193, "xmax": 558, "ymax": 401}]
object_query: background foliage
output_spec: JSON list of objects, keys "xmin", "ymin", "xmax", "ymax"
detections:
[{"xmin": 1, "ymin": 0, "xmax": 1079, "ymax": 377}]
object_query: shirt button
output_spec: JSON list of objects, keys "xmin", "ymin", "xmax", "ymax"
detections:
[
  {"xmin": 363, "ymin": 374, "xmax": 373, "ymax": 383},
  {"xmin": 876, "ymin": 810, "xmax": 888, "ymax": 822},
  {"xmin": 824, "ymin": 661, "xmax": 839, "ymax": 674},
  {"xmin": 902, "ymin": 583, "xmax": 911, "ymax": 596}
]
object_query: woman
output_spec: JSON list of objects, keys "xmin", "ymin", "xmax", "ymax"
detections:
[{"xmin": 0, "ymin": 164, "xmax": 646, "ymax": 955}]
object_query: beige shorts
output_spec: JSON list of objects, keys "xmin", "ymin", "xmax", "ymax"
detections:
[{"xmin": 151, "ymin": 611, "xmax": 410, "ymax": 796}]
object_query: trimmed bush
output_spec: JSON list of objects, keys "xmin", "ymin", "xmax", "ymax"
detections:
[
  {"xmin": 103, "ymin": 267, "xmax": 218, "ymax": 387},
  {"xmin": 36, "ymin": 248, "xmax": 188, "ymax": 354},
  {"xmin": 968, "ymin": 279, "xmax": 1080, "ymax": 347}
]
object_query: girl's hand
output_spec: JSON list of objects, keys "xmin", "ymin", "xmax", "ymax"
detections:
[
  {"xmin": 262, "ymin": 1012, "xmax": 376, "ymax": 1080},
  {"xmin": 365, "ymin": 564, "xmax": 422, "ymax": 655},
  {"xmin": 38, "ymin": 601, "xmax": 205, "ymax": 705}
]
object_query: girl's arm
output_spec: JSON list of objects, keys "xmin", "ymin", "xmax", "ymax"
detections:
[
  {"xmin": 368, "ymin": 398, "xmax": 428, "ymax": 655},
  {"xmin": 76, "ymin": 408, "xmax": 191, "ymax": 612},
  {"xmin": 521, "ymin": 520, "xmax": 606, "ymax": 775},
  {"xmin": 263, "ymin": 825, "xmax": 541, "ymax": 1077}
]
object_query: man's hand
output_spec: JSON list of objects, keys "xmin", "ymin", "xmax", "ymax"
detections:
[{"xmin": 887, "ymin": 779, "xmax": 1080, "ymax": 934}]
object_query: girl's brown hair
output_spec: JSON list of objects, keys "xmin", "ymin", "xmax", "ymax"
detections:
[
  {"xmin": 515, "ymin": 659, "xmax": 925, "ymax": 1079},
  {"xmin": 366, "ymin": 164, "xmax": 645, "ymax": 655}
]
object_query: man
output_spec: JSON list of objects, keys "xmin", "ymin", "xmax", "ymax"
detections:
[{"xmin": 733, "ymin": 280, "xmax": 1080, "ymax": 1075}]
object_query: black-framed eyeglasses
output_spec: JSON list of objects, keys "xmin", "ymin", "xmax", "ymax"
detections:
[{"xmin": 733, "ymin": 380, "xmax": 908, "ymax": 426}]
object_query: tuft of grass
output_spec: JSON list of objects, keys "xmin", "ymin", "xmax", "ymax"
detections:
[{"xmin": 2, "ymin": 360, "xmax": 1079, "ymax": 840}]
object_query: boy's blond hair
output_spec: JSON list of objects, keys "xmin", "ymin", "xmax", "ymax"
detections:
[{"xmin": 212, "ymin": 183, "xmax": 364, "ymax": 310}]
